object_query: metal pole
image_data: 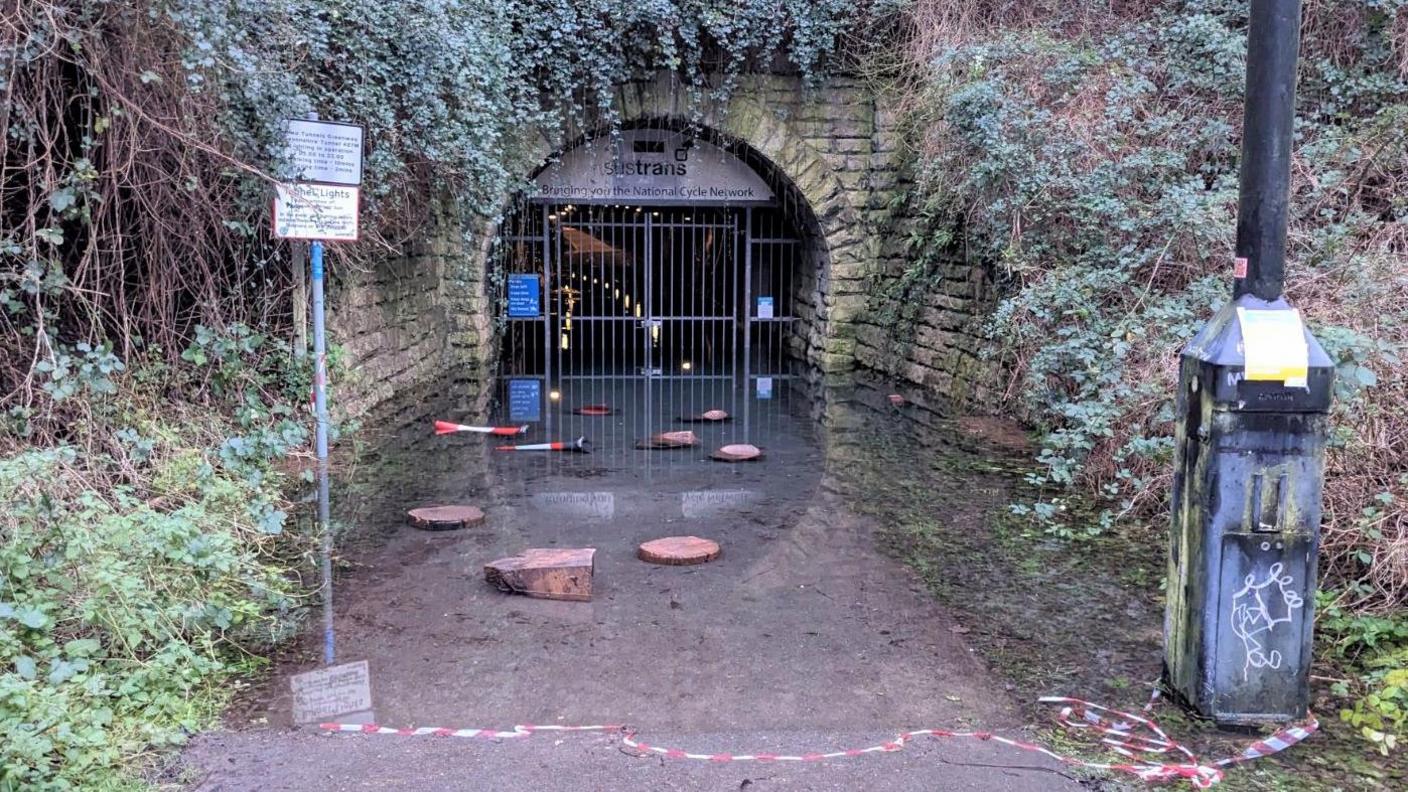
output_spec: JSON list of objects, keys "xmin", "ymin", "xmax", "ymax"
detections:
[
  {"xmin": 292, "ymin": 112, "xmax": 319, "ymax": 358},
  {"xmin": 742, "ymin": 207, "xmax": 752, "ymax": 439},
  {"xmin": 311, "ymin": 240, "xmax": 334, "ymax": 665},
  {"xmin": 292, "ymin": 243, "xmax": 308, "ymax": 357},
  {"xmin": 1234, "ymin": 0, "xmax": 1301, "ymax": 301}
]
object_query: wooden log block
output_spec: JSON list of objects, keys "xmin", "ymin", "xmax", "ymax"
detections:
[
  {"xmin": 407, "ymin": 505, "xmax": 486, "ymax": 531},
  {"xmin": 484, "ymin": 548, "xmax": 595, "ymax": 602},
  {"xmin": 636, "ymin": 430, "xmax": 699, "ymax": 449},
  {"xmin": 638, "ymin": 536, "xmax": 721, "ymax": 566}
]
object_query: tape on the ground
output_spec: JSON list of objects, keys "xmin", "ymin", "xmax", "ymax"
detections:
[{"xmin": 319, "ymin": 692, "xmax": 1318, "ymax": 789}]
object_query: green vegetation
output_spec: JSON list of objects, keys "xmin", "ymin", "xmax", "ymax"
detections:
[
  {"xmin": 878, "ymin": 0, "xmax": 1408, "ymax": 756},
  {"xmin": 3, "ymin": 0, "xmax": 1405, "ymax": 784},
  {"xmin": 0, "ymin": 328, "xmax": 312, "ymax": 789},
  {"xmin": 2, "ymin": 2, "xmax": 866, "ymax": 786},
  {"xmin": 836, "ymin": 412, "xmax": 1402, "ymax": 790}
]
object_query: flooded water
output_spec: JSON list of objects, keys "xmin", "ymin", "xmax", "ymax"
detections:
[{"xmin": 178, "ymin": 379, "xmax": 1155, "ymax": 791}]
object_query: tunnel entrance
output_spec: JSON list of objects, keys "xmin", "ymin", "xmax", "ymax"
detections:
[{"xmin": 490, "ymin": 126, "xmax": 817, "ymax": 464}]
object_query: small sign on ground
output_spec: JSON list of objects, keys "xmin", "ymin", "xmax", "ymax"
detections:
[{"xmin": 291, "ymin": 660, "xmax": 372, "ymax": 724}]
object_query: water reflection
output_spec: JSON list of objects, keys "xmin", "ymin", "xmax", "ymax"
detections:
[{"xmin": 297, "ymin": 376, "xmax": 1031, "ymax": 730}]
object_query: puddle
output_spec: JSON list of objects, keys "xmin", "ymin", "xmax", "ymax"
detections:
[
  {"xmin": 239, "ymin": 379, "xmax": 1064, "ymax": 735},
  {"xmin": 191, "ymin": 379, "xmax": 1375, "ymax": 791}
]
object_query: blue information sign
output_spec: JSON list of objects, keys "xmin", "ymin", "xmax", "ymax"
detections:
[
  {"xmin": 508, "ymin": 378, "xmax": 542, "ymax": 423},
  {"xmin": 507, "ymin": 274, "xmax": 541, "ymax": 318}
]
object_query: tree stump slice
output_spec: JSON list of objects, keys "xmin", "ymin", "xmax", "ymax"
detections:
[
  {"xmin": 484, "ymin": 548, "xmax": 595, "ymax": 602},
  {"xmin": 407, "ymin": 505, "xmax": 485, "ymax": 531},
  {"xmin": 711, "ymin": 443, "xmax": 763, "ymax": 462},
  {"xmin": 638, "ymin": 536, "xmax": 721, "ymax": 566},
  {"xmin": 573, "ymin": 404, "xmax": 616, "ymax": 416},
  {"xmin": 679, "ymin": 409, "xmax": 731, "ymax": 423}
]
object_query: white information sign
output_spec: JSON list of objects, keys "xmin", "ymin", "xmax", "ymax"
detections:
[
  {"xmin": 291, "ymin": 660, "xmax": 372, "ymax": 724},
  {"xmin": 284, "ymin": 119, "xmax": 364, "ymax": 186},
  {"xmin": 1237, "ymin": 308, "xmax": 1309, "ymax": 387},
  {"xmin": 534, "ymin": 129, "xmax": 774, "ymax": 205},
  {"xmin": 273, "ymin": 183, "xmax": 360, "ymax": 241}
]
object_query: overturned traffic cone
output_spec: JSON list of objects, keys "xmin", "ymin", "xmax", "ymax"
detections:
[
  {"xmin": 496, "ymin": 436, "xmax": 592, "ymax": 453},
  {"xmin": 435, "ymin": 420, "xmax": 528, "ymax": 437}
]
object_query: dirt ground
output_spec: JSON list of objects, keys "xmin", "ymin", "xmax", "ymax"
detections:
[{"xmin": 171, "ymin": 393, "xmax": 1092, "ymax": 791}]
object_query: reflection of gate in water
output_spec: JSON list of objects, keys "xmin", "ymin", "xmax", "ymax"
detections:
[{"xmin": 493, "ymin": 203, "xmax": 803, "ymax": 461}]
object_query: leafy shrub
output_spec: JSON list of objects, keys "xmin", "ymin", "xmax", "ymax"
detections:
[
  {"xmin": 1321, "ymin": 604, "xmax": 1408, "ymax": 755},
  {"xmin": 888, "ymin": 0, "xmax": 1407, "ymax": 751},
  {"xmin": 0, "ymin": 328, "xmax": 311, "ymax": 788}
]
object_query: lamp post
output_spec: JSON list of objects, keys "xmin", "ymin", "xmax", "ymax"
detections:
[{"xmin": 1162, "ymin": 0, "xmax": 1334, "ymax": 725}]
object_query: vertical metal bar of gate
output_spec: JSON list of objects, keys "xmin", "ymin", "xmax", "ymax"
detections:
[
  {"xmin": 643, "ymin": 210, "xmax": 653, "ymax": 442},
  {"xmin": 541, "ymin": 204, "xmax": 552, "ymax": 441},
  {"xmin": 742, "ymin": 206, "xmax": 753, "ymax": 441}
]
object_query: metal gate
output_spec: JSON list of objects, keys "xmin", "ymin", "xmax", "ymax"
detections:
[{"xmin": 493, "ymin": 202, "xmax": 802, "ymax": 462}]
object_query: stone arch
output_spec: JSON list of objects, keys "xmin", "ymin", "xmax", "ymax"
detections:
[
  {"xmin": 614, "ymin": 81, "xmax": 871, "ymax": 377},
  {"xmin": 506, "ymin": 80, "xmax": 870, "ymax": 402}
]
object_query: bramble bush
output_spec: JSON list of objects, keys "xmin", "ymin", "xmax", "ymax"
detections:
[
  {"xmin": 886, "ymin": 0, "xmax": 1407, "ymax": 752},
  {"xmin": 0, "ymin": 326, "xmax": 314, "ymax": 789},
  {"xmin": 2, "ymin": 2, "xmax": 869, "ymax": 786}
]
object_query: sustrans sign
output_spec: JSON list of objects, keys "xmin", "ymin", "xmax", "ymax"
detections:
[{"xmin": 533, "ymin": 129, "xmax": 774, "ymax": 205}]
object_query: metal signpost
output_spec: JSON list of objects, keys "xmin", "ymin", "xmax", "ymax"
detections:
[
  {"xmin": 1164, "ymin": 0, "xmax": 1333, "ymax": 725},
  {"xmin": 274, "ymin": 114, "xmax": 364, "ymax": 670}
]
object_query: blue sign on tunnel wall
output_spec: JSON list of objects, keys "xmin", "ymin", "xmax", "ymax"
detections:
[
  {"xmin": 508, "ymin": 378, "xmax": 542, "ymax": 423},
  {"xmin": 507, "ymin": 274, "xmax": 541, "ymax": 318}
]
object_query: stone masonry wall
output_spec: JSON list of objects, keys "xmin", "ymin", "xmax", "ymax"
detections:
[
  {"xmin": 329, "ymin": 207, "xmax": 494, "ymax": 428},
  {"xmin": 332, "ymin": 73, "xmax": 1000, "ymax": 431}
]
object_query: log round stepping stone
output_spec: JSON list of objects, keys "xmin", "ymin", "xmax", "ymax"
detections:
[
  {"xmin": 573, "ymin": 404, "xmax": 616, "ymax": 416},
  {"xmin": 407, "ymin": 505, "xmax": 485, "ymax": 531},
  {"xmin": 637, "ymin": 430, "xmax": 699, "ymax": 449},
  {"xmin": 638, "ymin": 536, "xmax": 721, "ymax": 566},
  {"xmin": 711, "ymin": 443, "xmax": 762, "ymax": 462},
  {"xmin": 679, "ymin": 409, "xmax": 731, "ymax": 423}
]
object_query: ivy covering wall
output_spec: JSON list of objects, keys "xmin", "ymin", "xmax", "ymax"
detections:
[
  {"xmin": 0, "ymin": 2, "xmax": 874, "ymax": 787},
  {"xmin": 885, "ymin": 0, "xmax": 1407, "ymax": 753}
]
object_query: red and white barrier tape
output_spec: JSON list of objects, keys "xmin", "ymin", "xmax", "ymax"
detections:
[{"xmin": 319, "ymin": 694, "xmax": 1317, "ymax": 788}]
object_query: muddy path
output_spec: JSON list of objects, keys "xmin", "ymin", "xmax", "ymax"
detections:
[
  {"xmin": 831, "ymin": 390, "xmax": 1404, "ymax": 792},
  {"xmin": 170, "ymin": 393, "xmax": 1091, "ymax": 791}
]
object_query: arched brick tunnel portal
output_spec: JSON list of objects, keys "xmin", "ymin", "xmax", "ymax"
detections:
[
  {"xmin": 488, "ymin": 116, "xmax": 859, "ymax": 437},
  {"xmin": 329, "ymin": 76, "xmax": 997, "ymax": 436}
]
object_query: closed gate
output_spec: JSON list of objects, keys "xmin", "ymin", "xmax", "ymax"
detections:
[{"xmin": 493, "ymin": 201, "xmax": 803, "ymax": 461}]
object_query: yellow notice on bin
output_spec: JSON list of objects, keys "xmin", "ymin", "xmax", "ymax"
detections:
[{"xmin": 1237, "ymin": 307, "xmax": 1309, "ymax": 387}]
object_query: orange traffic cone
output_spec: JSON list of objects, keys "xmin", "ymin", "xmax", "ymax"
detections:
[
  {"xmin": 495, "ymin": 437, "xmax": 592, "ymax": 453},
  {"xmin": 435, "ymin": 420, "xmax": 528, "ymax": 437}
]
